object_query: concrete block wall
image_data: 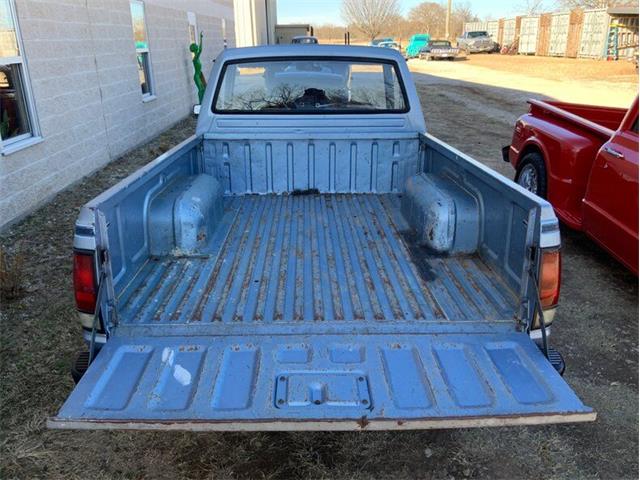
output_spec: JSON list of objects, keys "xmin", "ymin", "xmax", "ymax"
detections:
[{"xmin": 0, "ymin": 0, "xmax": 234, "ymax": 229}]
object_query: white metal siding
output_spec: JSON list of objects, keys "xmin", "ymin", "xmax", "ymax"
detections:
[
  {"xmin": 519, "ymin": 16, "xmax": 540, "ymax": 54},
  {"xmin": 487, "ymin": 21, "xmax": 499, "ymax": 41},
  {"xmin": 549, "ymin": 12, "xmax": 570, "ymax": 56},
  {"xmin": 464, "ymin": 21, "xmax": 487, "ymax": 33},
  {"xmin": 503, "ymin": 19, "xmax": 516, "ymax": 45},
  {"xmin": 578, "ymin": 8, "xmax": 609, "ymax": 58}
]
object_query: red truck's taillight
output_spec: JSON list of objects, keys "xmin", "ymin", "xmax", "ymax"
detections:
[
  {"xmin": 539, "ymin": 249, "xmax": 561, "ymax": 309},
  {"xmin": 73, "ymin": 251, "xmax": 97, "ymax": 313}
]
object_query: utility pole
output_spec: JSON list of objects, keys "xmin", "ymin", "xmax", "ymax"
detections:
[{"xmin": 445, "ymin": 0, "xmax": 452, "ymax": 40}]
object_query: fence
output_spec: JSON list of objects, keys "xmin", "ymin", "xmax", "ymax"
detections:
[{"xmin": 464, "ymin": 6, "xmax": 637, "ymax": 59}]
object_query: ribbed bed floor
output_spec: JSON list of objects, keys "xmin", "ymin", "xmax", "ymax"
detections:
[{"xmin": 118, "ymin": 194, "xmax": 517, "ymax": 325}]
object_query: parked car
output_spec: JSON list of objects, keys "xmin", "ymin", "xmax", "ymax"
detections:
[
  {"xmin": 370, "ymin": 37, "xmax": 394, "ymax": 46},
  {"xmin": 405, "ymin": 33, "xmax": 430, "ymax": 58},
  {"xmin": 50, "ymin": 45, "xmax": 594, "ymax": 432},
  {"xmin": 377, "ymin": 40, "xmax": 401, "ymax": 53},
  {"xmin": 457, "ymin": 31, "xmax": 497, "ymax": 53},
  {"xmin": 291, "ymin": 35, "xmax": 318, "ymax": 44},
  {"xmin": 505, "ymin": 97, "xmax": 639, "ymax": 274},
  {"xmin": 418, "ymin": 40, "xmax": 459, "ymax": 60}
]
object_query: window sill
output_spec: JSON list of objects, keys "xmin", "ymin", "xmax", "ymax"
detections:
[
  {"xmin": 2, "ymin": 135, "xmax": 43, "ymax": 156},
  {"xmin": 142, "ymin": 94, "xmax": 157, "ymax": 103}
]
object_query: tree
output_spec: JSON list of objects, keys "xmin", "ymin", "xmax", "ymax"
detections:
[
  {"xmin": 409, "ymin": 2, "xmax": 447, "ymax": 38},
  {"xmin": 518, "ymin": 0, "xmax": 547, "ymax": 14},
  {"xmin": 341, "ymin": 0, "xmax": 401, "ymax": 42},
  {"xmin": 555, "ymin": 0, "xmax": 614, "ymax": 7},
  {"xmin": 450, "ymin": 2, "xmax": 478, "ymax": 39}
]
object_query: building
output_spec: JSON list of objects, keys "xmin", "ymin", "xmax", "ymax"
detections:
[
  {"xmin": 274, "ymin": 23, "xmax": 313, "ymax": 44},
  {"xmin": 608, "ymin": 5, "xmax": 639, "ymax": 59},
  {"xmin": 233, "ymin": 0, "xmax": 276, "ymax": 47},
  {"xmin": 0, "ymin": 0, "xmax": 237, "ymax": 229}
]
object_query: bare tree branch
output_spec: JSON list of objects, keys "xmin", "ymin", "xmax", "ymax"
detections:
[
  {"xmin": 341, "ymin": 0, "xmax": 401, "ymax": 42},
  {"xmin": 555, "ymin": 0, "xmax": 618, "ymax": 8}
]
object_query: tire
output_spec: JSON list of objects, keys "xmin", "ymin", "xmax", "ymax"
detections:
[{"xmin": 515, "ymin": 152, "xmax": 547, "ymax": 198}]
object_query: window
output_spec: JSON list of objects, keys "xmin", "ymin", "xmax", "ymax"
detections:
[
  {"xmin": 129, "ymin": 1, "xmax": 154, "ymax": 98},
  {"xmin": 213, "ymin": 58, "xmax": 408, "ymax": 114},
  {"xmin": 0, "ymin": 0, "xmax": 39, "ymax": 151},
  {"xmin": 187, "ymin": 12, "xmax": 197, "ymax": 45}
]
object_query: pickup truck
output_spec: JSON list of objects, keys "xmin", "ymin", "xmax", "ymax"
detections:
[
  {"xmin": 49, "ymin": 45, "xmax": 593, "ymax": 431},
  {"xmin": 457, "ymin": 31, "xmax": 498, "ymax": 54},
  {"xmin": 405, "ymin": 33, "xmax": 430, "ymax": 58},
  {"xmin": 506, "ymin": 98, "xmax": 639, "ymax": 274}
]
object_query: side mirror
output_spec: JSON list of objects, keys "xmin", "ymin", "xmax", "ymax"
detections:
[{"xmin": 193, "ymin": 105, "xmax": 201, "ymax": 115}]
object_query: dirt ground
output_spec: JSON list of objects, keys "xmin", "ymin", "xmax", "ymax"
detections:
[
  {"xmin": 0, "ymin": 57, "xmax": 638, "ymax": 479},
  {"xmin": 458, "ymin": 54, "xmax": 638, "ymax": 83},
  {"xmin": 408, "ymin": 54, "xmax": 638, "ymax": 108}
]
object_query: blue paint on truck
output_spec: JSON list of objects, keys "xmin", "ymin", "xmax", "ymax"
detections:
[
  {"xmin": 49, "ymin": 45, "xmax": 594, "ymax": 432},
  {"xmin": 406, "ymin": 33, "xmax": 430, "ymax": 57}
]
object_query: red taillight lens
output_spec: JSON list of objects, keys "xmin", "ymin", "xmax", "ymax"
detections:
[
  {"xmin": 73, "ymin": 251, "xmax": 97, "ymax": 313},
  {"xmin": 539, "ymin": 249, "xmax": 561, "ymax": 309}
]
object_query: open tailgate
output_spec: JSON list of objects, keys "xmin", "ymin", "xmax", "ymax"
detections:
[{"xmin": 49, "ymin": 332, "xmax": 594, "ymax": 431}]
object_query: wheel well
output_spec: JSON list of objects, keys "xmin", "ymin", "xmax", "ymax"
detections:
[{"xmin": 517, "ymin": 144, "xmax": 544, "ymax": 169}]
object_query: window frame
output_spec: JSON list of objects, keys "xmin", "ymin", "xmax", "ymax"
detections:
[
  {"xmin": 0, "ymin": 0, "xmax": 41, "ymax": 154},
  {"xmin": 130, "ymin": 0, "xmax": 155, "ymax": 100},
  {"xmin": 211, "ymin": 56, "xmax": 410, "ymax": 116}
]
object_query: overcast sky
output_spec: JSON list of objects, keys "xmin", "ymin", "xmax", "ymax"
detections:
[{"xmin": 277, "ymin": 0, "xmax": 556, "ymax": 25}]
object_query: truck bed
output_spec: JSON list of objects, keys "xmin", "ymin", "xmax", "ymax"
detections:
[{"xmin": 118, "ymin": 194, "xmax": 517, "ymax": 327}]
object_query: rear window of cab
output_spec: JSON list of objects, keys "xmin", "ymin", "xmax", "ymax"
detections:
[{"xmin": 212, "ymin": 57, "xmax": 409, "ymax": 114}]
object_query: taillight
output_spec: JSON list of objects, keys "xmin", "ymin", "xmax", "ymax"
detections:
[
  {"xmin": 539, "ymin": 249, "xmax": 561, "ymax": 309},
  {"xmin": 73, "ymin": 251, "xmax": 97, "ymax": 313}
]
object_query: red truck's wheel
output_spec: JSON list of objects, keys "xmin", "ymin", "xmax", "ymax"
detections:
[{"xmin": 516, "ymin": 152, "xmax": 547, "ymax": 198}]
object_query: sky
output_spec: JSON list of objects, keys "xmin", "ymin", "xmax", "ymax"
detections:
[{"xmin": 277, "ymin": 0, "xmax": 555, "ymax": 25}]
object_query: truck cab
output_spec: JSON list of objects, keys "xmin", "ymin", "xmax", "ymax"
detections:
[
  {"xmin": 457, "ymin": 31, "xmax": 497, "ymax": 53},
  {"xmin": 50, "ymin": 46, "xmax": 594, "ymax": 431}
]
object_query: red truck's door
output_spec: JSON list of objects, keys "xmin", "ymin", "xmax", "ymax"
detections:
[{"xmin": 583, "ymin": 98, "xmax": 639, "ymax": 274}]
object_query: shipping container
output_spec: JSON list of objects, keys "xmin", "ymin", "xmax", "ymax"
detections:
[
  {"xmin": 464, "ymin": 21, "xmax": 488, "ymax": 33},
  {"xmin": 549, "ymin": 12, "xmax": 571, "ymax": 56},
  {"xmin": 503, "ymin": 18, "xmax": 517, "ymax": 46},
  {"xmin": 487, "ymin": 20, "xmax": 499, "ymax": 42},
  {"xmin": 519, "ymin": 16, "xmax": 540, "ymax": 54},
  {"xmin": 578, "ymin": 8, "xmax": 609, "ymax": 58}
]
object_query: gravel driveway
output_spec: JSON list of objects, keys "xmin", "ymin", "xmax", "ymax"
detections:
[{"xmin": 0, "ymin": 64, "xmax": 637, "ymax": 479}]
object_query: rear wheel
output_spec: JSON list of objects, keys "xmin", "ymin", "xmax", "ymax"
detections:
[{"xmin": 516, "ymin": 152, "xmax": 547, "ymax": 198}]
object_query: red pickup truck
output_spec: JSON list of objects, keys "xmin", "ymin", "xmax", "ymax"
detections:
[{"xmin": 504, "ymin": 97, "xmax": 639, "ymax": 274}]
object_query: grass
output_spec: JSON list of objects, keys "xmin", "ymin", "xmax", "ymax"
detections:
[{"xmin": 0, "ymin": 245, "xmax": 25, "ymax": 302}]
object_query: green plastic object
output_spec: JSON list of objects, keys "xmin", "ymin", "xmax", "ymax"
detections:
[{"xmin": 190, "ymin": 32, "xmax": 207, "ymax": 104}]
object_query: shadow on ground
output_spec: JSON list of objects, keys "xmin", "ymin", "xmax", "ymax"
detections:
[{"xmin": 0, "ymin": 74, "xmax": 637, "ymax": 480}]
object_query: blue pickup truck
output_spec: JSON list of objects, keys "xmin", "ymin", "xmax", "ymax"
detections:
[{"xmin": 49, "ymin": 45, "xmax": 593, "ymax": 431}]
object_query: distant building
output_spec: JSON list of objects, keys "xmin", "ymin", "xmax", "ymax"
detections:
[
  {"xmin": 0, "ymin": 0, "xmax": 241, "ymax": 229},
  {"xmin": 275, "ymin": 24, "xmax": 314, "ymax": 44}
]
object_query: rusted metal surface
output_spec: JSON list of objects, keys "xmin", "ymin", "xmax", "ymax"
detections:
[
  {"xmin": 49, "ymin": 332, "xmax": 595, "ymax": 429},
  {"xmin": 536, "ymin": 13, "xmax": 552, "ymax": 56},
  {"xmin": 118, "ymin": 194, "xmax": 517, "ymax": 325}
]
